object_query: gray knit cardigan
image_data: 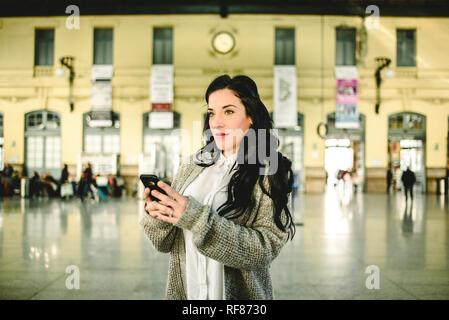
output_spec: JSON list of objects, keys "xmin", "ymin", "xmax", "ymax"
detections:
[{"xmin": 140, "ymin": 152, "xmax": 290, "ymax": 300}]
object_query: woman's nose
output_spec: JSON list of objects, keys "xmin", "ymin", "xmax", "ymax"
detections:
[{"xmin": 210, "ymin": 114, "xmax": 224, "ymax": 128}]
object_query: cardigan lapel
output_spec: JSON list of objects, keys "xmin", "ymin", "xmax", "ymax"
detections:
[
  {"xmin": 178, "ymin": 164, "xmax": 205, "ymax": 195},
  {"xmin": 176, "ymin": 150, "xmax": 219, "ymax": 196}
]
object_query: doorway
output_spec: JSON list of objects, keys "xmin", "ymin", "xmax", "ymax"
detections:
[
  {"xmin": 324, "ymin": 113, "xmax": 366, "ymax": 192},
  {"xmin": 388, "ymin": 112, "xmax": 426, "ymax": 192},
  {"xmin": 325, "ymin": 138, "xmax": 353, "ymax": 186}
]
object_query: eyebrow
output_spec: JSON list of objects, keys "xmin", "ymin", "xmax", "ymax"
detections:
[{"xmin": 207, "ymin": 104, "xmax": 237, "ymax": 111}]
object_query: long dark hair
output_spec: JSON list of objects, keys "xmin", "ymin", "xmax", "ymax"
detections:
[{"xmin": 195, "ymin": 74, "xmax": 295, "ymax": 241}]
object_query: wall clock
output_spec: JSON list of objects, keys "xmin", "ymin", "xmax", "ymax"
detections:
[{"xmin": 211, "ymin": 31, "xmax": 235, "ymax": 54}]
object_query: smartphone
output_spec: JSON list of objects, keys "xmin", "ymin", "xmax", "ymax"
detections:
[{"xmin": 140, "ymin": 174, "xmax": 167, "ymax": 201}]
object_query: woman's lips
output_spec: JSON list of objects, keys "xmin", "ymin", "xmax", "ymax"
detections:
[{"xmin": 215, "ymin": 133, "xmax": 228, "ymax": 139}]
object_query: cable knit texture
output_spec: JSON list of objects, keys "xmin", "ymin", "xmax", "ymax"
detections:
[{"xmin": 140, "ymin": 152, "xmax": 291, "ymax": 300}]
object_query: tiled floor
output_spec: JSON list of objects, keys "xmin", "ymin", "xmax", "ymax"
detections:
[{"xmin": 0, "ymin": 189, "xmax": 448, "ymax": 300}]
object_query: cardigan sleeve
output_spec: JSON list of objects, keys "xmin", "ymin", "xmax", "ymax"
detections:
[
  {"xmin": 139, "ymin": 157, "xmax": 189, "ymax": 253},
  {"xmin": 173, "ymin": 176, "xmax": 289, "ymax": 271},
  {"xmin": 140, "ymin": 213, "xmax": 178, "ymax": 253}
]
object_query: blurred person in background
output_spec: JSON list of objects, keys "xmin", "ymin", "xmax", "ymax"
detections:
[
  {"xmin": 41, "ymin": 173, "xmax": 59, "ymax": 197},
  {"xmin": 29, "ymin": 171, "xmax": 41, "ymax": 199},
  {"xmin": 1, "ymin": 163, "xmax": 13, "ymax": 196},
  {"xmin": 401, "ymin": 166, "xmax": 416, "ymax": 202},
  {"xmin": 60, "ymin": 164, "xmax": 69, "ymax": 185},
  {"xmin": 387, "ymin": 166, "xmax": 393, "ymax": 194},
  {"xmin": 78, "ymin": 162, "xmax": 95, "ymax": 201}
]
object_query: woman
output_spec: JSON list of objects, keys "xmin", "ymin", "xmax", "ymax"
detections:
[
  {"xmin": 60, "ymin": 164, "xmax": 69, "ymax": 185},
  {"xmin": 141, "ymin": 75, "xmax": 295, "ymax": 300},
  {"xmin": 78, "ymin": 162, "xmax": 95, "ymax": 201}
]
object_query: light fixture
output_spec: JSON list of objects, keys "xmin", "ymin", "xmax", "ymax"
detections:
[
  {"xmin": 55, "ymin": 67, "xmax": 65, "ymax": 77},
  {"xmin": 57, "ymin": 56, "xmax": 75, "ymax": 112},
  {"xmin": 384, "ymin": 68, "xmax": 395, "ymax": 79},
  {"xmin": 375, "ymin": 57, "xmax": 392, "ymax": 114}
]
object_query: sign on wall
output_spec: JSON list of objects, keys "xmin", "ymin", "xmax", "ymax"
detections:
[
  {"xmin": 91, "ymin": 65, "xmax": 114, "ymax": 81},
  {"xmin": 335, "ymin": 66, "xmax": 359, "ymax": 129},
  {"xmin": 150, "ymin": 65, "xmax": 174, "ymax": 111},
  {"xmin": 149, "ymin": 111, "xmax": 174, "ymax": 129},
  {"xmin": 273, "ymin": 65, "xmax": 298, "ymax": 128}
]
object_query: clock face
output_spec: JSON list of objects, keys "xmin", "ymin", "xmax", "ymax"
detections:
[{"xmin": 212, "ymin": 31, "xmax": 235, "ymax": 54}]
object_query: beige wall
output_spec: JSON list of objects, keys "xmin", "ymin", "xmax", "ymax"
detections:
[{"xmin": 1, "ymin": 14, "xmax": 449, "ymax": 192}]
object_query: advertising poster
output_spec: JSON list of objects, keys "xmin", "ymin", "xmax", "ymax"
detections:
[
  {"xmin": 91, "ymin": 65, "xmax": 113, "ymax": 114},
  {"xmin": 150, "ymin": 65, "xmax": 174, "ymax": 111},
  {"xmin": 335, "ymin": 67, "xmax": 359, "ymax": 129},
  {"xmin": 91, "ymin": 80, "xmax": 112, "ymax": 111}
]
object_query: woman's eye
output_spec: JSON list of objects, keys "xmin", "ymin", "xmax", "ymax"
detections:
[
  {"xmin": 225, "ymin": 110, "xmax": 234, "ymax": 115},
  {"xmin": 208, "ymin": 112, "xmax": 214, "ymax": 117}
]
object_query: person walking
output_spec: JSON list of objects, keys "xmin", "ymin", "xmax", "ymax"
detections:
[
  {"xmin": 29, "ymin": 171, "xmax": 41, "ymax": 199},
  {"xmin": 387, "ymin": 166, "xmax": 393, "ymax": 194},
  {"xmin": 60, "ymin": 164, "xmax": 69, "ymax": 185},
  {"xmin": 141, "ymin": 75, "xmax": 295, "ymax": 300},
  {"xmin": 2, "ymin": 163, "xmax": 13, "ymax": 196},
  {"xmin": 401, "ymin": 166, "xmax": 416, "ymax": 201},
  {"xmin": 79, "ymin": 162, "xmax": 95, "ymax": 201}
]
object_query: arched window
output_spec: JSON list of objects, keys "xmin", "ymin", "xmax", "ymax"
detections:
[
  {"xmin": 388, "ymin": 112, "xmax": 425, "ymax": 132},
  {"xmin": 324, "ymin": 112, "xmax": 366, "ymax": 192},
  {"xmin": 83, "ymin": 111, "xmax": 120, "ymax": 154},
  {"xmin": 25, "ymin": 110, "xmax": 61, "ymax": 177}
]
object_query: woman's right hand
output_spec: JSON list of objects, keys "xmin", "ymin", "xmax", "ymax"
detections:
[
  {"xmin": 144, "ymin": 187, "xmax": 171, "ymax": 219},
  {"xmin": 143, "ymin": 187, "xmax": 158, "ymax": 216}
]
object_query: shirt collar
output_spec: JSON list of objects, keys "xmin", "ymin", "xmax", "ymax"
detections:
[{"xmin": 216, "ymin": 151, "xmax": 238, "ymax": 172}]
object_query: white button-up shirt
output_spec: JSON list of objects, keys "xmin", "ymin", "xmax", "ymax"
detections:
[{"xmin": 182, "ymin": 151, "xmax": 238, "ymax": 300}]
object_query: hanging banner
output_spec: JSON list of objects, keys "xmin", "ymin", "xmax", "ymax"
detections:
[
  {"xmin": 335, "ymin": 66, "xmax": 359, "ymax": 129},
  {"xmin": 150, "ymin": 65, "xmax": 174, "ymax": 111},
  {"xmin": 91, "ymin": 65, "xmax": 113, "ymax": 112},
  {"xmin": 91, "ymin": 80, "xmax": 112, "ymax": 111},
  {"xmin": 273, "ymin": 66, "xmax": 297, "ymax": 128}
]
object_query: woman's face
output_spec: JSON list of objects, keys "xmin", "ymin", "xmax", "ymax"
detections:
[{"xmin": 207, "ymin": 89, "xmax": 253, "ymax": 157}]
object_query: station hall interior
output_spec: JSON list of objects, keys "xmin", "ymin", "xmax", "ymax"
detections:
[{"xmin": 0, "ymin": 0, "xmax": 449, "ymax": 300}]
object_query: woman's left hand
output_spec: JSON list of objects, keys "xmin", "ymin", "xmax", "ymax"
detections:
[{"xmin": 146, "ymin": 180, "xmax": 189, "ymax": 224}]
